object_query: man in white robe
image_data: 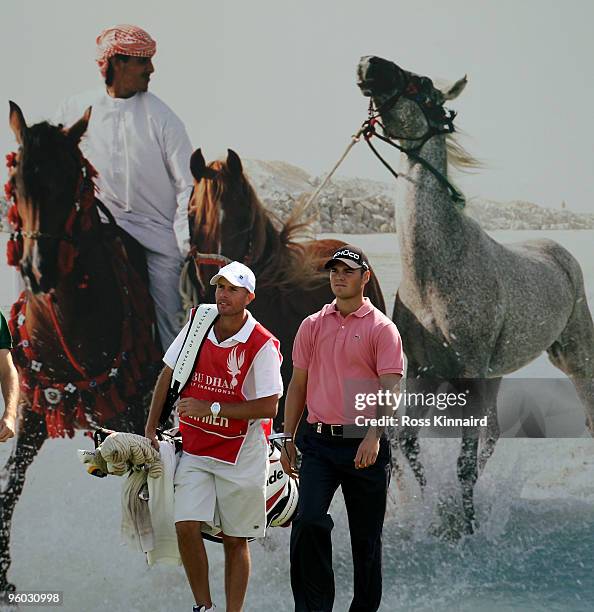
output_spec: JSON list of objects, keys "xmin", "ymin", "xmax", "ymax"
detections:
[{"xmin": 55, "ymin": 24, "xmax": 194, "ymax": 348}]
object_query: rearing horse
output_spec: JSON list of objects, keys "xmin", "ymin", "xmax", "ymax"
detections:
[
  {"xmin": 357, "ymin": 56, "xmax": 594, "ymax": 534},
  {"xmin": 0, "ymin": 102, "xmax": 160, "ymax": 592},
  {"xmin": 182, "ymin": 148, "xmax": 386, "ymax": 428}
]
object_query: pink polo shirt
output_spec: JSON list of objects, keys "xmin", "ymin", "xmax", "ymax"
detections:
[{"xmin": 292, "ymin": 298, "xmax": 404, "ymax": 425}]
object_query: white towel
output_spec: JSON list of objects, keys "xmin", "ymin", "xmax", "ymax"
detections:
[
  {"xmin": 120, "ymin": 469, "xmax": 154, "ymax": 553},
  {"xmin": 146, "ymin": 440, "xmax": 181, "ymax": 566}
]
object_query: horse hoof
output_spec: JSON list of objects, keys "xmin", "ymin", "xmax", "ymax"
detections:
[
  {"xmin": 430, "ymin": 494, "xmax": 480, "ymax": 541},
  {"xmin": 0, "ymin": 579, "xmax": 16, "ymax": 595}
]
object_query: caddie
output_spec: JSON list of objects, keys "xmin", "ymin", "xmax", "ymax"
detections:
[{"xmin": 145, "ymin": 261, "xmax": 282, "ymax": 612}]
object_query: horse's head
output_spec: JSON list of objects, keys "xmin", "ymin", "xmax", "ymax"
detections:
[
  {"xmin": 357, "ymin": 56, "xmax": 467, "ymax": 147},
  {"xmin": 8, "ymin": 101, "xmax": 93, "ymax": 293},
  {"xmin": 183, "ymin": 148, "xmax": 331, "ymax": 306},
  {"xmin": 188, "ymin": 148, "xmax": 257, "ymax": 264}
]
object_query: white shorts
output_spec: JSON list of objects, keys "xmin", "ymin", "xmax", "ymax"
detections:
[{"xmin": 173, "ymin": 428, "xmax": 269, "ymax": 538}]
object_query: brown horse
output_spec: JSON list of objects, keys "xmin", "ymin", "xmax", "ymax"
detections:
[
  {"xmin": 0, "ymin": 102, "xmax": 160, "ymax": 592},
  {"xmin": 181, "ymin": 148, "xmax": 386, "ymax": 428}
]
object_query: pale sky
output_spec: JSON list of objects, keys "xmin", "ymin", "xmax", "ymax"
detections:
[{"xmin": 2, "ymin": 0, "xmax": 593, "ymax": 212}]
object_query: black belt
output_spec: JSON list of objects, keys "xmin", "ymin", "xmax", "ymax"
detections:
[
  {"xmin": 307, "ymin": 422, "xmax": 386, "ymax": 441},
  {"xmin": 309, "ymin": 422, "xmax": 369, "ymax": 440},
  {"xmin": 311, "ymin": 422, "xmax": 346, "ymax": 437}
]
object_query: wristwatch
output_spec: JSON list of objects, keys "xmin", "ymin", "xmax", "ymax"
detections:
[{"xmin": 210, "ymin": 402, "xmax": 221, "ymax": 418}]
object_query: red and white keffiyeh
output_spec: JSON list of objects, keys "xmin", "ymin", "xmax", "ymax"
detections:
[{"xmin": 96, "ymin": 24, "xmax": 156, "ymax": 77}]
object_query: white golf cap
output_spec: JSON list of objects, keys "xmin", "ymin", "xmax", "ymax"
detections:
[{"xmin": 210, "ymin": 261, "xmax": 256, "ymax": 294}]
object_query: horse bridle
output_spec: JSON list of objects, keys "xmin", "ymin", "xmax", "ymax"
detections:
[
  {"xmin": 10, "ymin": 157, "xmax": 104, "ymax": 244},
  {"xmin": 361, "ymin": 71, "xmax": 465, "ymax": 204}
]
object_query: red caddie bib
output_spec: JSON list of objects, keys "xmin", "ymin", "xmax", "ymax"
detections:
[{"xmin": 179, "ymin": 320, "xmax": 280, "ymax": 463}]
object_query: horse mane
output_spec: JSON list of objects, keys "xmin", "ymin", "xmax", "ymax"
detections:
[
  {"xmin": 192, "ymin": 160, "xmax": 326, "ymax": 293},
  {"xmin": 432, "ymin": 74, "xmax": 482, "ymax": 172},
  {"xmin": 446, "ymin": 133, "xmax": 483, "ymax": 172},
  {"xmin": 254, "ymin": 192, "xmax": 327, "ymax": 292},
  {"xmin": 445, "ymin": 132, "xmax": 483, "ymax": 209}
]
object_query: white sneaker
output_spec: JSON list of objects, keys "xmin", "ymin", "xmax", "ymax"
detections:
[{"xmin": 193, "ymin": 605, "xmax": 215, "ymax": 612}]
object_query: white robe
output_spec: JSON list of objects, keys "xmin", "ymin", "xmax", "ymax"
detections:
[
  {"xmin": 55, "ymin": 89, "xmax": 193, "ymax": 256},
  {"xmin": 55, "ymin": 90, "xmax": 195, "ymax": 346}
]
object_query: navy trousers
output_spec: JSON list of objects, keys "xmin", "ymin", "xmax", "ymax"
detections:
[{"xmin": 290, "ymin": 431, "xmax": 391, "ymax": 612}]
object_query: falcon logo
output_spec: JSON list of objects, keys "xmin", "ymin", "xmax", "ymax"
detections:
[{"xmin": 227, "ymin": 346, "xmax": 245, "ymax": 388}]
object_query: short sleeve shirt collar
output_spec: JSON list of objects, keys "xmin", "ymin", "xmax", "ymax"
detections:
[
  {"xmin": 208, "ymin": 310, "xmax": 257, "ymax": 347},
  {"xmin": 321, "ymin": 297, "xmax": 374, "ymax": 319}
]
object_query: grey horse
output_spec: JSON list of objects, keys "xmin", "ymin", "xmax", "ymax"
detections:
[{"xmin": 356, "ymin": 55, "xmax": 594, "ymax": 534}]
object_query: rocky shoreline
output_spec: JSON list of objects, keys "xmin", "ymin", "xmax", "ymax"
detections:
[
  {"xmin": 2, "ymin": 159, "xmax": 592, "ymax": 235},
  {"xmin": 243, "ymin": 159, "xmax": 594, "ymax": 234}
]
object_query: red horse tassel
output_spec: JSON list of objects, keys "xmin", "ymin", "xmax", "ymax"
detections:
[
  {"xmin": 7, "ymin": 202, "xmax": 20, "ymax": 226},
  {"xmin": 74, "ymin": 399, "xmax": 89, "ymax": 429},
  {"xmin": 45, "ymin": 408, "xmax": 70, "ymax": 439},
  {"xmin": 6, "ymin": 235, "xmax": 23, "ymax": 267},
  {"xmin": 5, "ymin": 167, "xmax": 23, "ymax": 267}
]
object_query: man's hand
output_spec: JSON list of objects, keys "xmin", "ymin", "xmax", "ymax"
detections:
[
  {"xmin": 280, "ymin": 440, "xmax": 299, "ymax": 479},
  {"xmin": 177, "ymin": 397, "xmax": 211, "ymax": 419},
  {"xmin": 144, "ymin": 425, "xmax": 159, "ymax": 451},
  {"xmin": 0, "ymin": 414, "xmax": 15, "ymax": 443},
  {"xmin": 354, "ymin": 434, "xmax": 380, "ymax": 469}
]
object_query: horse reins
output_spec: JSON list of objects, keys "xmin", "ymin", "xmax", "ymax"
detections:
[
  {"xmin": 186, "ymin": 249, "xmax": 232, "ymax": 295},
  {"xmin": 301, "ymin": 77, "xmax": 465, "ymax": 215},
  {"xmin": 361, "ymin": 87, "xmax": 465, "ymax": 204}
]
